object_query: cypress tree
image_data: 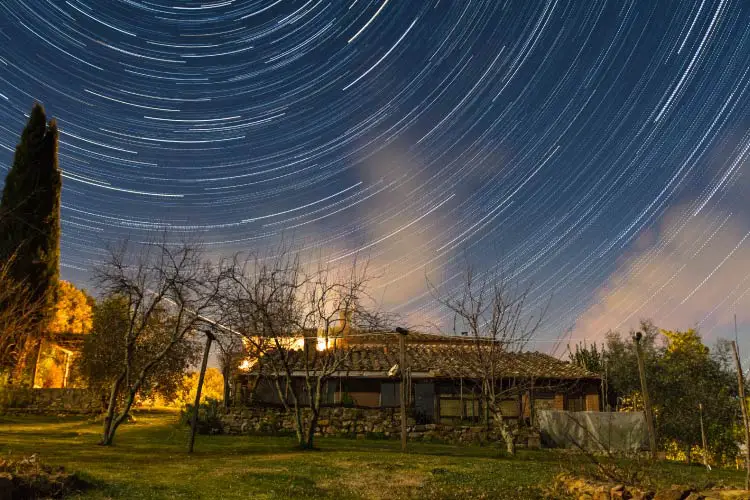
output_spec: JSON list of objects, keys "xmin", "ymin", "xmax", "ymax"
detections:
[{"xmin": 0, "ymin": 103, "xmax": 61, "ymax": 382}]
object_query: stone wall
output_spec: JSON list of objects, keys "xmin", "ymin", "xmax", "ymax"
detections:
[
  {"xmin": 222, "ymin": 406, "xmax": 541, "ymax": 448},
  {"xmin": 0, "ymin": 388, "xmax": 104, "ymax": 415}
]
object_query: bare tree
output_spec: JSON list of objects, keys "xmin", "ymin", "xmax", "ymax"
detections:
[
  {"xmin": 0, "ymin": 252, "xmax": 41, "ymax": 381},
  {"xmin": 215, "ymin": 331, "xmax": 246, "ymax": 409},
  {"xmin": 223, "ymin": 249, "xmax": 384, "ymax": 449},
  {"xmin": 430, "ymin": 265, "xmax": 549, "ymax": 455},
  {"xmin": 92, "ymin": 239, "xmax": 224, "ymax": 446}
]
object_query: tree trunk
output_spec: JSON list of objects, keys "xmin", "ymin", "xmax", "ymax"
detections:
[
  {"xmin": 102, "ymin": 391, "xmax": 135, "ymax": 446},
  {"xmin": 100, "ymin": 373, "xmax": 125, "ymax": 445},
  {"xmin": 305, "ymin": 409, "xmax": 320, "ymax": 450},
  {"xmin": 292, "ymin": 404, "xmax": 305, "ymax": 448},
  {"xmin": 498, "ymin": 422, "xmax": 516, "ymax": 456},
  {"xmin": 494, "ymin": 413, "xmax": 516, "ymax": 456},
  {"xmin": 188, "ymin": 332, "xmax": 213, "ymax": 453},
  {"xmin": 222, "ymin": 366, "xmax": 231, "ymax": 410}
]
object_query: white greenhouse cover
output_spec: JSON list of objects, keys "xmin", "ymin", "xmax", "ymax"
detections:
[{"xmin": 537, "ymin": 410, "xmax": 649, "ymax": 452}]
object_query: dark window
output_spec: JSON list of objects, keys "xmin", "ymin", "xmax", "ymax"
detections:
[
  {"xmin": 438, "ymin": 395, "xmax": 483, "ymax": 423},
  {"xmin": 323, "ymin": 380, "xmax": 337, "ymax": 405},
  {"xmin": 381, "ymin": 382, "xmax": 401, "ymax": 407},
  {"xmin": 414, "ymin": 382, "xmax": 435, "ymax": 424},
  {"xmin": 566, "ymin": 395, "xmax": 585, "ymax": 412},
  {"xmin": 343, "ymin": 379, "xmax": 380, "ymax": 392},
  {"xmin": 253, "ymin": 378, "xmax": 282, "ymax": 405},
  {"xmin": 337, "ymin": 379, "xmax": 381, "ymax": 407}
]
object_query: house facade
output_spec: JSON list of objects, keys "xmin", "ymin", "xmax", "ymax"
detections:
[{"xmin": 232, "ymin": 332, "xmax": 601, "ymax": 428}]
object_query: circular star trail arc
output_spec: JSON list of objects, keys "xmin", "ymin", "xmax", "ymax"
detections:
[{"xmin": 2, "ymin": 0, "xmax": 750, "ymax": 350}]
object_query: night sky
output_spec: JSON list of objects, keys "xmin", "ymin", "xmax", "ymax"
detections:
[{"xmin": 1, "ymin": 1, "xmax": 750, "ymax": 352}]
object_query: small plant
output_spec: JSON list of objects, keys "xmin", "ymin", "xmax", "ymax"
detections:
[
  {"xmin": 180, "ymin": 398, "xmax": 224, "ymax": 435},
  {"xmin": 340, "ymin": 393, "xmax": 355, "ymax": 407}
]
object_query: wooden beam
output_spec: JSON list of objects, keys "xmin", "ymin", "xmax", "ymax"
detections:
[{"xmin": 188, "ymin": 330, "xmax": 214, "ymax": 453}]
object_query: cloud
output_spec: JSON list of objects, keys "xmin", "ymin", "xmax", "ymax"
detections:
[
  {"xmin": 573, "ymin": 201, "xmax": 750, "ymax": 344},
  {"xmin": 341, "ymin": 146, "xmax": 458, "ymax": 328}
]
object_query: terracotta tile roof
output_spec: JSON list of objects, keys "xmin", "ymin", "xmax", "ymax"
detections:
[
  {"xmin": 256, "ymin": 343, "xmax": 599, "ymax": 380},
  {"xmin": 345, "ymin": 331, "xmax": 477, "ymax": 345}
]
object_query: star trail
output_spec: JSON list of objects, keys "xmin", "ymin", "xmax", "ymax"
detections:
[{"xmin": 1, "ymin": 0, "xmax": 750, "ymax": 350}]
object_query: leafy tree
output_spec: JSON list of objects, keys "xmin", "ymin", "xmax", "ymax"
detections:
[
  {"xmin": 0, "ymin": 103, "xmax": 61, "ymax": 384},
  {"xmin": 568, "ymin": 342, "xmax": 604, "ymax": 373},
  {"xmin": 49, "ymin": 281, "xmax": 94, "ymax": 335},
  {"xmin": 603, "ymin": 320, "xmax": 661, "ymax": 411},
  {"xmin": 90, "ymin": 240, "xmax": 223, "ymax": 445},
  {"xmin": 656, "ymin": 329, "xmax": 738, "ymax": 462},
  {"xmin": 77, "ymin": 295, "xmax": 197, "ymax": 403},
  {"xmin": 602, "ymin": 321, "xmax": 739, "ymax": 463},
  {"xmin": 31, "ymin": 281, "xmax": 95, "ymax": 388},
  {"xmin": 174, "ymin": 368, "xmax": 225, "ymax": 407}
]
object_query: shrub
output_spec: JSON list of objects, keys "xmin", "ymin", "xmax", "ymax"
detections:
[{"xmin": 180, "ymin": 398, "xmax": 223, "ymax": 435}]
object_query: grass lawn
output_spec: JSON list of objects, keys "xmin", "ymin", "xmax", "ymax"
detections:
[{"xmin": 0, "ymin": 410, "xmax": 745, "ymax": 499}]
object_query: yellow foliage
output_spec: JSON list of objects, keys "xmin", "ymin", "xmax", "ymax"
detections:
[
  {"xmin": 150, "ymin": 368, "xmax": 225, "ymax": 408},
  {"xmin": 49, "ymin": 281, "xmax": 93, "ymax": 335},
  {"xmin": 664, "ymin": 440, "xmax": 710, "ymax": 464},
  {"xmin": 179, "ymin": 368, "xmax": 225, "ymax": 405},
  {"xmin": 660, "ymin": 328, "xmax": 708, "ymax": 356},
  {"xmin": 618, "ymin": 392, "xmax": 643, "ymax": 412}
]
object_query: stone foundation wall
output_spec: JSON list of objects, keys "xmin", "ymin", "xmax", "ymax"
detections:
[
  {"xmin": 0, "ymin": 388, "xmax": 104, "ymax": 415},
  {"xmin": 222, "ymin": 406, "xmax": 541, "ymax": 448}
]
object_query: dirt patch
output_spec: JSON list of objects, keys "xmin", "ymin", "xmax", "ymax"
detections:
[{"xmin": 0, "ymin": 454, "xmax": 90, "ymax": 499}]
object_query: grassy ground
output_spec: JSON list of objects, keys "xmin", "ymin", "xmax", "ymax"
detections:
[{"xmin": 0, "ymin": 410, "xmax": 745, "ymax": 499}]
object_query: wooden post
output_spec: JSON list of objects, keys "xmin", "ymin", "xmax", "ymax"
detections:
[
  {"xmin": 633, "ymin": 332, "xmax": 657, "ymax": 460},
  {"xmin": 529, "ymin": 377, "xmax": 536, "ymax": 425},
  {"xmin": 731, "ymin": 340, "xmax": 750, "ymax": 490},
  {"xmin": 396, "ymin": 327, "xmax": 408, "ymax": 452},
  {"xmin": 30, "ymin": 338, "xmax": 44, "ymax": 388},
  {"xmin": 62, "ymin": 351, "xmax": 71, "ymax": 389},
  {"xmin": 188, "ymin": 330, "xmax": 214, "ymax": 453},
  {"xmin": 602, "ymin": 357, "xmax": 610, "ymax": 411},
  {"xmin": 699, "ymin": 403, "xmax": 710, "ymax": 470}
]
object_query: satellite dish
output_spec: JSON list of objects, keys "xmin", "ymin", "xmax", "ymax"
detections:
[{"xmin": 388, "ymin": 364, "xmax": 400, "ymax": 377}]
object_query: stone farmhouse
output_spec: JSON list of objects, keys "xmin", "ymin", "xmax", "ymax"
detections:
[{"xmin": 225, "ymin": 328, "xmax": 601, "ymax": 443}]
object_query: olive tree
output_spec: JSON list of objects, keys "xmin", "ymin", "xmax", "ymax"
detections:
[
  {"xmin": 223, "ymin": 249, "xmax": 386, "ymax": 449},
  {"xmin": 91, "ymin": 239, "xmax": 224, "ymax": 445},
  {"xmin": 431, "ymin": 265, "xmax": 549, "ymax": 455}
]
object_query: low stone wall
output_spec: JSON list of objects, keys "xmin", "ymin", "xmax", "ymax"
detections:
[
  {"xmin": 222, "ymin": 406, "xmax": 541, "ymax": 447},
  {"xmin": 0, "ymin": 388, "xmax": 104, "ymax": 415}
]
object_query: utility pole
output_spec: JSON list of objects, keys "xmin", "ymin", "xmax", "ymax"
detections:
[
  {"xmin": 396, "ymin": 327, "xmax": 409, "ymax": 452},
  {"xmin": 188, "ymin": 329, "xmax": 215, "ymax": 453},
  {"xmin": 633, "ymin": 331, "xmax": 657, "ymax": 460},
  {"xmin": 731, "ymin": 338, "xmax": 750, "ymax": 490}
]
